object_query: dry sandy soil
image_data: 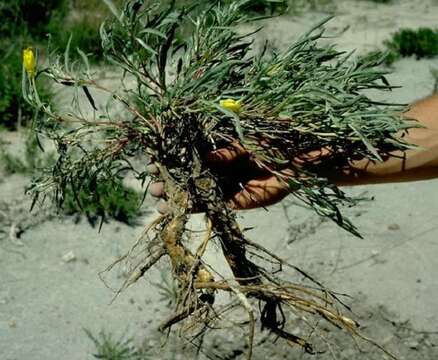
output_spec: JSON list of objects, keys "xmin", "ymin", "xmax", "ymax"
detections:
[{"xmin": 1, "ymin": 0, "xmax": 438, "ymax": 359}]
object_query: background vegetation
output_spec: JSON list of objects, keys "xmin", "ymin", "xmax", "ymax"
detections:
[
  {"xmin": 359, "ymin": 27, "xmax": 438, "ymax": 67},
  {"xmin": 0, "ymin": 0, "xmax": 123, "ymax": 130},
  {"xmin": 386, "ymin": 28, "xmax": 438, "ymax": 59},
  {"xmin": 84, "ymin": 329, "xmax": 150, "ymax": 360}
]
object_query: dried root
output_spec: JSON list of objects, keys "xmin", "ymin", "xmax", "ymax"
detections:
[{"xmin": 100, "ymin": 167, "xmax": 397, "ymax": 360}]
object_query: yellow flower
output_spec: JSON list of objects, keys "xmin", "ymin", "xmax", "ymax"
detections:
[
  {"xmin": 23, "ymin": 47, "xmax": 36, "ymax": 78},
  {"xmin": 219, "ymin": 99, "xmax": 241, "ymax": 113}
]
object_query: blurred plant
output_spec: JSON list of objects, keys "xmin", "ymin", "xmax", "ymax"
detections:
[
  {"xmin": 47, "ymin": 17, "xmax": 105, "ymax": 62},
  {"xmin": 0, "ymin": 134, "xmax": 56, "ymax": 175},
  {"xmin": 24, "ymin": 1, "xmax": 414, "ymax": 358},
  {"xmin": 152, "ymin": 268, "xmax": 179, "ymax": 308},
  {"xmin": 385, "ymin": 27, "xmax": 438, "ymax": 59},
  {"xmin": 0, "ymin": 149, "xmax": 28, "ymax": 175},
  {"xmin": 431, "ymin": 67, "xmax": 438, "ymax": 94},
  {"xmin": 358, "ymin": 27, "xmax": 438, "ymax": 68},
  {"xmin": 61, "ymin": 178, "xmax": 143, "ymax": 226},
  {"xmin": 0, "ymin": 0, "xmax": 67, "ymax": 38},
  {"xmin": 0, "ymin": 0, "xmax": 117, "ymax": 69},
  {"xmin": 0, "ymin": 132, "xmax": 142, "ymax": 226},
  {"xmin": 229, "ymin": 0, "xmax": 288, "ymax": 14},
  {"xmin": 47, "ymin": 0, "xmax": 126, "ymax": 61},
  {"xmin": 85, "ymin": 329, "xmax": 149, "ymax": 360}
]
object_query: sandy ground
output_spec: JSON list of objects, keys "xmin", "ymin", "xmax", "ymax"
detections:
[{"xmin": 1, "ymin": 0, "xmax": 438, "ymax": 359}]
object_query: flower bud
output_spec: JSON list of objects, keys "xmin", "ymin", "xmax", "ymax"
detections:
[{"xmin": 220, "ymin": 99, "xmax": 241, "ymax": 113}]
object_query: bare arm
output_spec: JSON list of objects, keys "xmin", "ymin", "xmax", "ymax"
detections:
[{"xmin": 336, "ymin": 94, "xmax": 438, "ymax": 185}]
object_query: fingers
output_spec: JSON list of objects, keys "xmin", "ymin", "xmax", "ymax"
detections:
[
  {"xmin": 206, "ymin": 141, "xmax": 249, "ymax": 165},
  {"xmin": 294, "ymin": 148, "xmax": 332, "ymax": 166},
  {"xmin": 147, "ymin": 167, "xmax": 292, "ymax": 212},
  {"xmin": 147, "ymin": 163, "xmax": 169, "ymax": 214},
  {"xmin": 149, "ymin": 181, "xmax": 165, "ymax": 197},
  {"xmin": 229, "ymin": 170, "xmax": 294, "ymax": 210},
  {"xmin": 149, "ymin": 183, "xmax": 169, "ymax": 214},
  {"xmin": 147, "ymin": 146, "xmax": 294, "ymax": 213},
  {"xmin": 147, "ymin": 163, "xmax": 165, "ymax": 199}
]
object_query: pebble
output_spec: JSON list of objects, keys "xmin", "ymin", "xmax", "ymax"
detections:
[
  {"xmin": 406, "ymin": 340, "xmax": 419, "ymax": 350},
  {"xmin": 388, "ymin": 224, "xmax": 400, "ymax": 231},
  {"xmin": 61, "ymin": 250, "xmax": 77, "ymax": 263},
  {"xmin": 9, "ymin": 320, "xmax": 17, "ymax": 328}
]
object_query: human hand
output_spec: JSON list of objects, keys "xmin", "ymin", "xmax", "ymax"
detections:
[{"xmin": 148, "ymin": 142, "xmax": 295, "ymax": 213}]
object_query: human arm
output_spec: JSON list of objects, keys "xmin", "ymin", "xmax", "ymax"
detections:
[
  {"xmin": 149, "ymin": 95, "xmax": 438, "ymax": 211},
  {"xmin": 334, "ymin": 94, "xmax": 438, "ymax": 185}
]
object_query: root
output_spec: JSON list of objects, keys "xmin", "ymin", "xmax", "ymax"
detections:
[
  {"xmin": 110, "ymin": 248, "xmax": 166, "ymax": 303},
  {"xmin": 159, "ymin": 167, "xmax": 215, "ymax": 287},
  {"xmin": 99, "ymin": 166, "xmax": 396, "ymax": 360},
  {"xmin": 229, "ymin": 283, "xmax": 256, "ymax": 360},
  {"xmin": 159, "ymin": 303, "xmax": 205, "ymax": 332},
  {"xmin": 210, "ymin": 210, "xmax": 262, "ymax": 285}
]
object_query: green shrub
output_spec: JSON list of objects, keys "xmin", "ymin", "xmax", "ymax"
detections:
[
  {"xmin": 0, "ymin": 133, "xmax": 142, "ymax": 225},
  {"xmin": 25, "ymin": 1, "xmax": 415, "ymax": 356},
  {"xmin": 84, "ymin": 329, "xmax": 147, "ymax": 360},
  {"xmin": 359, "ymin": 27, "xmax": 438, "ymax": 67},
  {"xmin": 1, "ymin": 0, "xmax": 117, "ymax": 66},
  {"xmin": 0, "ymin": 41, "xmax": 29, "ymax": 129},
  {"xmin": 61, "ymin": 178, "xmax": 143, "ymax": 226},
  {"xmin": 386, "ymin": 28, "xmax": 438, "ymax": 59}
]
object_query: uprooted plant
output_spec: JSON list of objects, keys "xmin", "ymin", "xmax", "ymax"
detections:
[{"xmin": 24, "ymin": 1, "xmax": 416, "ymax": 358}]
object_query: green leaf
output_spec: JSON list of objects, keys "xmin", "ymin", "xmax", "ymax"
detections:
[
  {"xmin": 349, "ymin": 124, "xmax": 383, "ymax": 161},
  {"xmin": 138, "ymin": 28, "xmax": 167, "ymax": 39},
  {"xmin": 135, "ymin": 38, "xmax": 157, "ymax": 55}
]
